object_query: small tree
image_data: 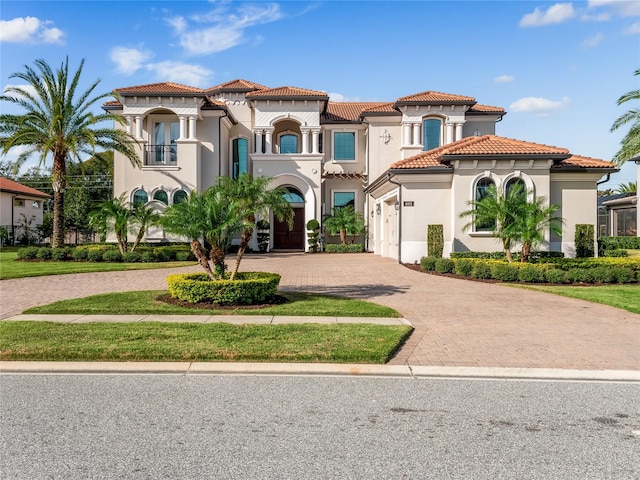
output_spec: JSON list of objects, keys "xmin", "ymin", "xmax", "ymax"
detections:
[
  {"xmin": 512, "ymin": 198, "xmax": 563, "ymax": 262},
  {"xmin": 575, "ymin": 224, "xmax": 595, "ymax": 258},
  {"xmin": 88, "ymin": 194, "xmax": 131, "ymax": 254},
  {"xmin": 323, "ymin": 205, "xmax": 365, "ymax": 245},
  {"xmin": 129, "ymin": 203, "xmax": 161, "ymax": 252},
  {"xmin": 306, "ymin": 219, "xmax": 320, "ymax": 252}
]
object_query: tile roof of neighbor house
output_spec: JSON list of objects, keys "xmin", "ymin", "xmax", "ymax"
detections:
[
  {"xmin": 103, "ymin": 100, "xmax": 122, "ymax": 107},
  {"xmin": 396, "ymin": 90, "xmax": 476, "ymax": 105},
  {"xmin": 389, "ymin": 135, "xmax": 595, "ymax": 170},
  {"xmin": 115, "ymin": 82, "xmax": 205, "ymax": 95},
  {"xmin": 0, "ymin": 177, "xmax": 50, "ymax": 198},
  {"xmin": 552, "ymin": 154, "xmax": 616, "ymax": 169},
  {"xmin": 246, "ymin": 86, "xmax": 329, "ymax": 100},
  {"xmin": 323, "ymin": 102, "xmax": 394, "ymax": 122},
  {"xmin": 468, "ymin": 104, "xmax": 506, "ymax": 113},
  {"xmin": 206, "ymin": 79, "xmax": 269, "ymax": 94}
]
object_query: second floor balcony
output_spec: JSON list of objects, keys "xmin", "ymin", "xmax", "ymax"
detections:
[{"xmin": 145, "ymin": 145, "xmax": 177, "ymax": 166}]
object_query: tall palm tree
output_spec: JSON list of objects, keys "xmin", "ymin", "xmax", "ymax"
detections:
[
  {"xmin": 0, "ymin": 58, "xmax": 140, "ymax": 247},
  {"xmin": 460, "ymin": 184, "xmax": 528, "ymax": 262},
  {"xmin": 513, "ymin": 197, "xmax": 563, "ymax": 262},
  {"xmin": 88, "ymin": 194, "xmax": 130, "ymax": 254},
  {"xmin": 162, "ymin": 186, "xmax": 244, "ymax": 280},
  {"xmin": 616, "ymin": 181, "xmax": 637, "ymax": 194},
  {"xmin": 218, "ymin": 173, "xmax": 293, "ymax": 279},
  {"xmin": 323, "ymin": 205, "xmax": 365, "ymax": 245},
  {"xmin": 611, "ymin": 68, "xmax": 640, "ymax": 166}
]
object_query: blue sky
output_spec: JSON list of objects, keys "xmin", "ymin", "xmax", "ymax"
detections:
[{"xmin": 1, "ymin": 0, "xmax": 638, "ymax": 188}]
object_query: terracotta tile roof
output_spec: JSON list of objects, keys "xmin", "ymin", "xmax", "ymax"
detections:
[
  {"xmin": 115, "ymin": 82, "xmax": 204, "ymax": 95},
  {"xmin": 361, "ymin": 103, "xmax": 401, "ymax": 115},
  {"xmin": 322, "ymin": 172, "xmax": 368, "ymax": 180},
  {"xmin": 206, "ymin": 79, "xmax": 268, "ymax": 94},
  {"xmin": 390, "ymin": 135, "xmax": 570, "ymax": 169},
  {"xmin": 553, "ymin": 154, "xmax": 616, "ymax": 169},
  {"xmin": 468, "ymin": 104, "xmax": 505, "ymax": 113},
  {"xmin": 396, "ymin": 90, "xmax": 476, "ymax": 105},
  {"xmin": 203, "ymin": 98, "xmax": 228, "ymax": 107},
  {"xmin": 323, "ymin": 102, "xmax": 392, "ymax": 122},
  {"xmin": 246, "ymin": 86, "xmax": 328, "ymax": 100},
  {"xmin": 0, "ymin": 177, "xmax": 50, "ymax": 198},
  {"xmin": 103, "ymin": 100, "xmax": 122, "ymax": 106}
]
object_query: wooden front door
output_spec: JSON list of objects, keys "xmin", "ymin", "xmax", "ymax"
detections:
[{"xmin": 273, "ymin": 207, "xmax": 305, "ymax": 250}]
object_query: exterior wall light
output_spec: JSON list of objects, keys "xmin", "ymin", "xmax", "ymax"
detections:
[
  {"xmin": 376, "ymin": 204, "xmax": 381, "ymax": 216},
  {"xmin": 394, "ymin": 200, "xmax": 400, "ymax": 211},
  {"xmin": 380, "ymin": 130, "xmax": 391, "ymax": 144}
]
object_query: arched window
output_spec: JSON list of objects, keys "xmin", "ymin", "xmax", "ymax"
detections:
[
  {"xmin": 133, "ymin": 189, "xmax": 148, "ymax": 206},
  {"xmin": 153, "ymin": 190, "xmax": 168, "ymax": 204},
  {"xmin": 173, "ymin": 189, "xmax": 188, "ymax": 205},
  {"xmin": 280, "ymin": 134, "xmax": 298, "ymax": 154},
  {"xmin": 505, "ymin": 177, "xmax": 526, "ymax": 199},
  {"xmin": 232, "ymin": 138, "xmax": 248, "ymax": 179},
  {"xmin": 475, "ymin": 178, "xmax": 495, "ymax": 231},
  {"xmin": 282, "ymin": 187, "xmax": 304, "ymax": 204},
  {"xmin": 422, "ymin": 118, "xmax": 442, "ymax": 151}
]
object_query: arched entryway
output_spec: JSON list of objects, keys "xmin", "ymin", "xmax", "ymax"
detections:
[{"xmin": 273, "ymin": 186, "xmax": 305, "ymax": 250}]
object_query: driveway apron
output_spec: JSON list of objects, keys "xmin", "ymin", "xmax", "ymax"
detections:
[{"xmin": 1, "ymin": 253, "xmax": 638, "ymax": 370}]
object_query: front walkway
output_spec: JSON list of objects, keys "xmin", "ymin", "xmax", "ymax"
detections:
[{"xmin": 1, "ymin": 253, "xmax": 638, "ymax": 370}]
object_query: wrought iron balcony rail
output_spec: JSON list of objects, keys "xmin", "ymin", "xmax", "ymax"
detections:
[{"xmin": 145, "ymin": 145, "xmax": 177, "ymax": 166}]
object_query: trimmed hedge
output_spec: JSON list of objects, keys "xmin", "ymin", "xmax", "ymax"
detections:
[
  {"xmin": 435, "ymin": 258, "xmax": 454, "ymax": 274},
  {"xmin": 16, "ymin": 243, "xmax": 195, "ymax": 263},
  {"xmin": 420, "ymin": 256, "xmax": 437, "ymax": 271},
  {"xmin": 325, "ymin": 243, "xmax": 363, "ymax": 253},
  {"xmin": 167, "ymin": 272, "xmax": 281, "ymax": 305},
  {"xmin": 102, "ymin": 250, "xmax": 123, "ymax": 262},
  {"xmin": 427, "ymin": 224, "xmax": 444, "ymax": 258},
  {"xmin": 450, "ymin": 251, "xmax": 564, "ymax": 261},
  {"xmin": 575, "ymin": 224, "xmax": 595, "ymax": 258},
  {"xmin": 599, "ymin": 236, "xmax": 640, "ymax": 255}
]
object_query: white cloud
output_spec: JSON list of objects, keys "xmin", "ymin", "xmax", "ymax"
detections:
[
  {"xmin": 2, "ymin": 84, "xmax": 40, "ymax": 101},
  {"xmin": 168, "ymin": 3, "xmax": 283, "ymax": 55},
  {"xmin": 624, "ymin": 21, "xmax": 640, "ymax": 34},
  {"xmin": 588, "ymin": 0, "xmax": 640, "ymax": 17},
  {"xmin": 328, "ymin": 92, "xmax": 362, "ymax": 102},
  {"xmin": 110, "ymin": 46, "xmax": 153, "ymax": 75},
  {"xmin": 494, "ymin": 75, "xmax": 515, "ymax": 83},
  {"xmin": 509, "ymin": 96, "xmax": 570, "ymax": 115},
  {"xmin": 0, "ymin": 16, "xmax": 65, "ymax": 44},
  {"xmin": 583, "ymin": 32, "xmax": 605, "ymax": 47},
  {"xmin": 145, "ymin": 61, "xmax": 212, "ymax": 86},
  {"xmin": 520, "ymin": 3, "xmax": 575, "ymax": 27}
]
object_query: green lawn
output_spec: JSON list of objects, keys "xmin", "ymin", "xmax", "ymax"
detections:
[
  {"xmin": 512, "ymin": 284, "xmax": 640, "ymax": 314},
  {"xmin": 0, "ymin": 250, "xmax": 195, "ymax": 280},
  {"xmin": 0, "ymin": 321, "xmax": 412, "ymax": 363},
  {"xmin": 23, "ymin": 290, "xmax": 401, "ymax": 318}
]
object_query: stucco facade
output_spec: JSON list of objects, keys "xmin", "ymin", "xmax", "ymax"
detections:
[{"xmin": 107, "ymin": 80, "xmax": 616, "ymax": 261}]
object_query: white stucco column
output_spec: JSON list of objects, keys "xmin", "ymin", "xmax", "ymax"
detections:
[
  {"xmin": 402, "ymin": 123, "xmax": 411, "ymax": 146},
  {"xmin": 188, "ymin": 117, "xmax": 197, "ymax": 140},
  {"xmin": 254, "ymin": 129, "xmax": 263, "ymax": 154},
  {"xmin": 125, "ymin": 116, "xmax": 133, "ymax": 135},
  {"xmin": 135, "ymin": 116, "xmax": 143, "ymax": 140},
  {"xmin": 311, "ymin": 129, "xmax": 320, "ymax": 154},
  {"xmin": 301, "ymin": 129, "xmax": 310, "ymax": 154},
  {"xmin": 264, "ymin": 128, "xmax": 273, "ymax": 154},
  {"xmin": 178, "ymin": 116, "xmax": 187, "ymax": 140},
  {"xmin": 455, "ymin": 123, "xmax": 464, "ymax": 141},
  {"xmin": 446, "ymin": 123, "xmax": 454, "ymax": 145},
  {"xmin": 412, "ymin": 123, "xmax": 421, "ymax": 146}
]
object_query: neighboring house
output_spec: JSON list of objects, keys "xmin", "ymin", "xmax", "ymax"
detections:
[
  {"xmin": 106, "ymin": 80, "xmax": 617, "ymax": 262},
  {"xmin": 598, "ymin": 193, "xmax": 637, "ymax": 237},
  {"xmin": 0, "ymin": 177, "xmax": 50, "ymax": 245}
]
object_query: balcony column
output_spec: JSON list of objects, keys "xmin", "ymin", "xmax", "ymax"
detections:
[
  {"xmin": 125, "ymin": 116, "xmax": 133, "ymax": 135},
  {"xmin": 412, "ymin": 123, "xmax": 421, "ymax": 146},
  {"xmin": 254, "ymin": 129, "xmax": 263, "ymax": 154},
  {"xmin": 301, "ymin": 129, "xmax": 310, "ymax": 154},
  {"xmin": 178, "ymin": 116, "xmax": 187, "ymax": 140},
  {"xmin": 311, "ymin": 129, "xmax": 320, "ymax": 154},
  {"xmin": 455, "ymin": 123, "xmax": 464, "ymax": 141},
  {"xmin": 445, "ymin": 123, "xmax": 454, "ymax": 145},
  {"xmin": 263, "ymin": 128, "xmax": 274, "ymax": 154},
  {"xmin": 135, "ymin": 116, "xmax": 143, "ymax": 140},
  {"xmin": 188, "ymin": 116, "xmax": 197, "ymax": 140},
  {"xmin": 402, "ymin": 123, "xmax": 411, "ymax": 146}
]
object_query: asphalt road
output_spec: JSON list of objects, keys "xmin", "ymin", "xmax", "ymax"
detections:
[{"xmin": 1, "ymin": 375, "xmax": 638, "ymax": 479}]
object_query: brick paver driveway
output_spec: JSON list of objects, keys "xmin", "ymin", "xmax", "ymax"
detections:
[{"xmin": 1, "ymin": 253, "xmax": 638, "ymax": 370}]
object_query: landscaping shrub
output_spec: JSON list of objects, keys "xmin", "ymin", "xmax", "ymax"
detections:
[
  {"xmin": 17, "ymin": 246, "xmax": 39, "ymax": 260},
  {"xmin": 71, "ymin": 248, "xmax": 88, "ymax": 261},
  {"xmin": 36, "ymin": 247, "xmax": 52, "ymax": 260},
  {"xmin": 544, "ymin": 268, "xmax": 568, "ymax": 284},
  {"xmin": 450, "ymin": 251, "xmax": 563, "ymax": 262},
  {"xmin": 325, "ymin": 243, "xmax": 363, "ymax": 253},
  {"xmin": 453, "ymin": 259, "xmax": 475, "ymax": 276},
  {"xmin": 306, "ymin": 219, "xmax": 320, "ymax": 253},
  {"xmin": 102, "ymin": 250, "xmax": 123, "ymax": 263},
  {"xmin": 603, "ymin": 249, "xmax": 628, "ymax": 257},
  {"xmin": 598, "ymin": 236, "xmax": 640, "ymax": 255},
  {"xmin": 427, "ymin": 224, "xmax": 444, "ymax": 258},
  {"xmin": 517, "ymin": 265, "xmax": 545, "ymax": 283},
  {"xmin": 420, "ymin": 256, "xmax": 437, "ymax": 271},
  {"xmin": 141, "ymin": 251, "xmax": 157, "ymax": 263},
  {"xmin": 86, "ymin": 250, "xmax": 103, "ymax": 262},
  {"xmin": 175, "ymin": 251, "xmax": 194, "ymax": 261},
  {"xmin": 471, "ymin": 261, "xmax": 492, "ymax": 280},
  {"xmin": 589, "ymin": 266, "xmax": 615, "ymax": 284},
  {"xmin": 611, "ymin": 267, "xmax": 636, "ymax": 284},
  {"xmin": 153, "ymin": 248, "xmax": 172, "ymax": 262},
  {"xmin": 575, "ymin": 224, "xmax": 595, "ymax": 258},
  {"xmin": 167, "ymin": 272, "xmax": 281, "ymax": 305},
  {"xmin": 490, "ymin": 262, "xmax": 519, "ymax": 282},
  {"xmin": 434, "ymin": 258, "xmax": 454, "ymax": 274},
  {"xmin": 566, "ymin": 268, "xmax": 593, "ymax": 284},
  {"xmin": 51, "ymin": 247, "xmax": 71, "ymax": 261},
  {"xmin": 122, "ymin": 252, "xmax": 142, "ymax": 263}
]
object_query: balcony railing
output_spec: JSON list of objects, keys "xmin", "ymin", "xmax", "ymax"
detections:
[{"xmin": 145, "ymin": 145, "xmax": 177, "ymax": 166}]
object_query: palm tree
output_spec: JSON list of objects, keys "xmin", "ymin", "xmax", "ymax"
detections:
[
  {"xmin": 512, "ymin": 197, "xmax": 563, "ymax": 262},
  {"xmin": 218, "ymin": 173, "xmax": 293, "ymax": 279},
  {"xmin": 162, "ymin": 186, "xmax": 244, "ymax": 280},
  {"xmin": 88, "ymin": 194, "xmax": 130, "ymax": 254},
  {"xmin": 616, "ymin": 181, "xmax": 637, "ymax": 194},
  {"xmin": 129, "ymin": 203, "xmax": 161, "ymax": 252},
  {"xmin": 323, "ymin": 205, "xmax": 365, "ymax": 245},
  {"xmin": 460, "ymin": 184, "xmax": 528, "ymax": 262},
  {"xmin": 610, "ymin": 68, "xmax": 640, "ymax": 166},
  {"xmin": 0, "ymin": 58, "xmax": 140, "ymax": 247}
]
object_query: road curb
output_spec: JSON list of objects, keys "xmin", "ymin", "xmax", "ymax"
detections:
[{"xmin": 1, "ymin": 361, "xmax": 638, "ymax": 381}]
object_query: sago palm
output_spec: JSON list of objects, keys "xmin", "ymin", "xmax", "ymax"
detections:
[
  {"xmin": 0, "ymin": 58, "xmax": 140, "ymax": 247},
  {"xmin": 610, "ymin": 68, "xmax": 640, "ymax": 166}
]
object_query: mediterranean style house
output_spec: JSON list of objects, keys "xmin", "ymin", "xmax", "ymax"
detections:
[
  {"xmin": 105, "ymin": 79, "xmax": 618, "ymax": 262},
  {"xmin": 0, "ymin": 177, "xmax": 49, "ymax": 245}
]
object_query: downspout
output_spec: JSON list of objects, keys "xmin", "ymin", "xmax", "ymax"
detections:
[
  {"xmin": 387, "ymin": 173, "xmax": 402, "ymax": 264},
  {"xmin": 596, "ymin": 173, "xmax": 611, "ymax": 186},
  {"xmin": 218, "ymin": 111, "xmax": 228, "ymax": 179}
]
